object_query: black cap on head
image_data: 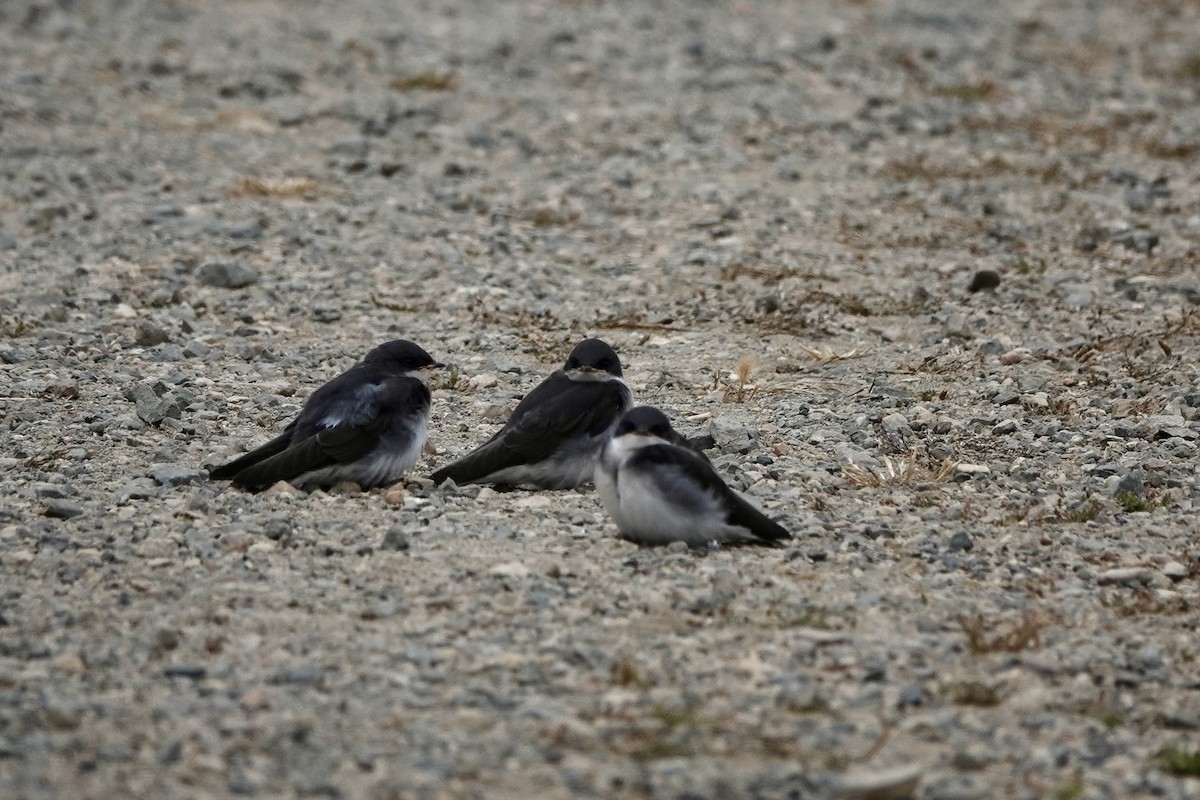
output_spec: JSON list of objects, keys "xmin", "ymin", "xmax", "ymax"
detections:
[
  {"xmin": 364, "ymin": 339, "xmax": 444, "ymax": 371},
  {"xmin": 615, "ymin": 405, "xmax": 677, "ymax": 439},
  {"xmin": 564, "ymin": 338, "xmax": 622, "ymax": 377}
]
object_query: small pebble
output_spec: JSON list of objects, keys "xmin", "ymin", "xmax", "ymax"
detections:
[
  {"xmin": 163, "ymin": 665, "xmax": 207, "ymax": 680},
  {"xmin": 135, "ymin": 320, "xmax": 170, "ymax": 347},
  {"xmin": 1096, "ymin": 567, "xmax": 1153, "ymax": 586},
  {"xmin": 999, "ymin": 350, "xmax": 1024, "ymax": 365},
  {"xmin": 43, "ymin": 499, "xmax": 83, "ymax": 519},
  {"xmin": 196, "ymin": 260, "xmax": 258, "ymax": 289},
  {"xmin": 947, "ymin": 531, "xmax": 973, "ymax": 552},
  {"xmin": 264, "ymin": 518, "xmax": 292, "ymax": 541},
  {"xmin": 381, "ymin": 526, "xmax": 409, "ymax": 551},
  {"xmin": 1161, "ymin": 561, "xmax": 1188, "ymax": 582},
  {"xmin": 837, "ymin": 764, "xmax": 922, "ymax": 800},
  {"xmin": 991, "ymin": 419, "xmax": 1018, "ymax": 435},
  {"xmin": 967, "ymin": 270, "xmax": 1000, "ymax": 293}
]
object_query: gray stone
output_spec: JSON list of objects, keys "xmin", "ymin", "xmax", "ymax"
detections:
[
  {"xmin": 130, "ymin": 381, "xmax": 182, "ymax": 425},
  {"xmin": 966, "ymin": 270, "xmax": 1000, "ymax": 293},
  {"xmin": 41, "ymin": 693, "xmax": 83, "ymax": 730},
  {"xmin": 924, "ymin": 775, "xmax": 989, "ymax": 800},
  {"xmin": 881, "ymin": 412, "xmax": 916, "ymax": 452},
  {"xmin": 1157, "ymin": 425, "xmax": 1198, "ymax": 441},
  {"xmin": 1096, "ymin": 567, "xmax": 1153, "ymax": 586},
  {"xmin": 196, "ymin": 260, "xmax": 258, "ymax": 289},
  {"xmin": 150, "ymin": 466, "xmax": 205, "ymax": 488},
  {"xmin": 1163, "ymin": 561, "xmax": 1188, "ymax": 582},
  {"xmin": 992, "ymin": 390, "xmax": 1019, "ymax": 406},
  {"xmin": 1060, "ymin": 284, "xmax": 1093, "ymax": 309},
  {"xmin": 709, "ymin": 416, "xmax": 755, "ymax": 453},
  {"xmin": 992, "ymin": 419, "xmax": 1017, "ymax": 435},
  {"xmin": 183, "ymin": 339, "xmax": 212, "ymax": 358},
  {"xmin": 135, "ymin": 319, "xmax": 170, "ymax": 346},
  {"xmin": 1114, "ymin": 473, "xmax": 1144, "ymax": 497},
  {"xmin": 976, "ymin": 339, "xmax": 1005, "ymax": 357},
  {"xmin": 265, "ymin": 518, "xmax": 293, "ymax": 541},
  {"xmin": 34, "ymin": 483, "xmax": 71, "ymax": 499},
  {"xmin": 897, "ymin": 683, "xmax": 924, "ymax": 707},
  {"xmin": 163, "ymin": 665, "xmax": 207, "ymax": 679},
  {"xmin": 834, "ymin": 442, "xmax": 880, "ymax": 471},
  {"xmin": 947, "ymin": 531, "xmax": 973, "ymax": 552},
  {"xmin": 1112, "ymin": 229, "xmax": 1159, "ymax": 253},
  {"xmin": 1016, "ymin": 374, "xmax": 1047, "ymax": 392},
  {"xmin": 836, "ymin": 765, "xmax": 921, "ymax": 799},
  {"xmin": 116, "ymin": 479, "xmax": 160, "ymax": 501},
  {"xmin": 43, "ymin": 499, "xmax": 83, "ymax": 519},
  {"xmin": 381, "ymin": 526, "xmax": 410, "ymax": 551},
  {"xmin": 942, "ymin": 311, "xmax": 972, "ymax": 339}
]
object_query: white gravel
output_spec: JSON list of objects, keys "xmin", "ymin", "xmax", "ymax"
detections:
[{"xmin": 2, "ymin": 0, "xmax": 1199, "ymax": 798}]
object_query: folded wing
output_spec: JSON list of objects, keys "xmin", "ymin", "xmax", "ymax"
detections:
[
  {"xmin": 632, "ymin": 445, "xmax": 790, "ymax": 544},
  {"xmin": 432, "ymin": 377, "xmax": 628, "ymax": 485}
]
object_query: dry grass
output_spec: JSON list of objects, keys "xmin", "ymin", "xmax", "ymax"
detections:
[
  {"xmin": 958, "ymin": 611, "xmax": 1047, "ymax": 654},
  {"xmin": 230, "ymin": 177, "xmax": 319, "ymax": 198},
  {"xmin": 733, "ymin": 360, "xmax": 754, "ymax": 402},
  {"xmin": 842, "ymin": 450, "xmax": 957, "ymax": 487},
  {"xmin": 947, "ymin": 679, "xmax": 1002, "ymax": 707},
  {"xmin": 711, "ymin": 359, "xmax": 758, "ymax": 402},
  {"xmin": 1143, "ymin": 136, "xmax": 1200, "ymax": 160},
  {"xmin": 391, "ymin": 72, "xmax": 458, "ymax": 91},
  {"xmin": 609, "ymin": 655, "xmax": 653, "ymax": 688},
  {"xmin": 795, "ymin": 345, "xmax": 873, "ymax": 364},
  {"xmin": 932, "ymin": 80, "xmax": 1000, "ymax": 101},
  {"xmin": 1158, "ymin": 746, "xmax": 1200, "ymax": 776},
  {"xmin": 876, "ymin": 153, "xmax": 1020, "ymax": 182},
  {"xmin": 140, "ymin": 107, "xmax": 277, "ymax": 134},
  {"xmin": 527, "ymin": 207, "xmax": 581, "ymax": 227},
  {"xmin": 1, "ymin": 314, "xmax": 39, "ymax": 337},
  {"xmin": 1099, "ymin": 587, "xmax": 1191, "ymax": 618}
]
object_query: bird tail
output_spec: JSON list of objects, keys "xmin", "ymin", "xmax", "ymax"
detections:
[
  {"xmin": 206, "ymin": 430, "xmax": 294, "ymax": 480},
  {"xmin": 429, "ymin": 441, "xmax": 513, "ymax": 486}
]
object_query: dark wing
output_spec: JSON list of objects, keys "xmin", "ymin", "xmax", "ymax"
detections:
[
  {"xmin": 225, "ymin": 426, "xmax": 379, "ymax": 491},
  {"xmin": 207, "ymin": 420, "xmax": 298, "ymax": 480},
  {"xmin": 289, "ymin": 362, "xmax": 380, "ymax": 440},
  {"xmin": 631, "ymin": 444, "xmax": 791, "ymax": 545},
  {"xmin": 225, "ymin": 378, "xmax": 426, "ymax": 491},
  {"xmin": 207, "ymin": 364, "xmax": 375, "ymax": 480},
  {"xmin": 431, "ymin": 374, "xmax": 630, "ymax": 485}
]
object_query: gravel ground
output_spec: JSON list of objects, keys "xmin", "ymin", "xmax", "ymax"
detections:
[{"xmin": 3, "ymin": 0, "xmax": 1200, "ymax": 798}]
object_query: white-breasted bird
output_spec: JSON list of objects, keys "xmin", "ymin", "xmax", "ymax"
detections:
[
  {"xmin": 431, "ymin": 338, "xmax": 632, "ymax": 489},
  {"xmin": 595, "ymin": 406, "xmax": 790, "ymax": 547},
  {"xmin": 208, "ymin": 339, "xmax": 442, "ymax": 491}
]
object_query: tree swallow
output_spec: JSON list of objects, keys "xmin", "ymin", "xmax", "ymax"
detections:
[
  {"xmin": 595, "ymin": 406, "xmax": 791, "ymax": 547},
  {"xmin": 431, "ymin": 338, "xmax": 633, "ymax": 489},
  {"xmin": 208, "ymin": 339, "xmax": 443, "ymax": 491}
]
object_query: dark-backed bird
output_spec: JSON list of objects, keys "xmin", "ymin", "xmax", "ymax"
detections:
[
  {"xmin": 430, "ymin": 338, "xmax": 632, "ymax": 489},
  {"xmin": 208, "ymin": 339, "xmax": 443, "ymax": 491},
  {"xmin": 595, "ymin": 406, "xmax": 791, "ymax": 547}
]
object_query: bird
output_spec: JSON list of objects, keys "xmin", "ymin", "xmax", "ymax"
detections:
[
  {"xmin": 430, "ymin": 338, "xmax": 632, "ymax": 489},
  {"xmin": 207, "ymin": 339, "xmax": 443, "ymax": 491},
  {"xmin": 595, "ymin": 405, "xmax": 791, "ymax": 547}
]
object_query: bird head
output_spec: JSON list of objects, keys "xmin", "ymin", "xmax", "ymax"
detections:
[
  {"xmin": 563, "ymin": 338, "xmax": 623, "ymax": 378},
  {"xmin": 364, "ymin": 339, "xmax": 444, "ymax": 381}
]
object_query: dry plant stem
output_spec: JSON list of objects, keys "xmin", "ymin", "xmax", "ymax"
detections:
[
  {"xmin": 843, "ymin": 450, "xmax": 958, "ymax": 487},
  {"xmin": 958, "ymin": 611, "xmax": 1047, "ymax": 655}
]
